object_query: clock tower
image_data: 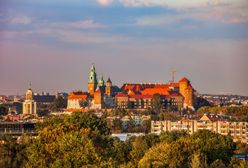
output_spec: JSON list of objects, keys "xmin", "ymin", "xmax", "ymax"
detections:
[{"xmin": 88, "ymin": 64, "xmax": 98, "ymax": 96}]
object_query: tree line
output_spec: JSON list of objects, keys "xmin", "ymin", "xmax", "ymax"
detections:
[{"xmin": 0, "ymin": 112, "xmax": 247, "ymax": 168}]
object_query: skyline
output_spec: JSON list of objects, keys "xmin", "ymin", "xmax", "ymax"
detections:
[{"xmin": 1, "ymin": 0, "xmax": 248, "ymax": 96}]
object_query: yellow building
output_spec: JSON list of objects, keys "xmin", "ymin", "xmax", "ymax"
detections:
[{"xmin": 22, "ymin": 88, "xmax": 37, "ymax": 115}]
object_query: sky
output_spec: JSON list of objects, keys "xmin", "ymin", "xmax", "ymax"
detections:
[{"xmin": 0, "ymin": 0, "xmax": 248, "ymax": 96}]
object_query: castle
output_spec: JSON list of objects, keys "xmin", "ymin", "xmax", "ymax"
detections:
[{"xmin": 67, "ymin": 64, "xmax": 195, "ymax": 111}]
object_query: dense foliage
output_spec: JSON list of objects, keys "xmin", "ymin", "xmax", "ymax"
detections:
[
  {"xmin": 49, "ymin": 96, "xmax": 67, "ymax": 112},
  {"xmin": 198, "ymin": 106, "xmax": 248, "ymax": 121},
  {"xmin": 0, "ymin": 112, "xmax": 247, "ymax": 168}
]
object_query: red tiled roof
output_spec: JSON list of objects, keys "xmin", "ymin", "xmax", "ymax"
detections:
[
  {"xmin": 68, "ymin": 91, "xmax": 88, "ymax": 100},
  {"xmin": 168, "ymin": 93, "xmax": 183, "ymax": 97},
  {"xmin": 170, "ymin": 82, "xmax": 179, "ymax": 87},
  {"xmin": 141, "ymin": 88, "xmax": 169, "ymax": 95},
  {"xmin": 115, "ymin": 93, "xmax": 129, "ymax": 98},
  {"xmin": 129, "ymin": 94, "xmax": 153, "ymax": 99}
]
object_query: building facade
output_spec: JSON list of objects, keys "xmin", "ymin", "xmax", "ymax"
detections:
[
  {"xmin": 115, "ymin": 77, "xmax": 194, "ymax": 111},
  {"xmin": 22, "ymin": 88, "xmax": 37, "ymax": 115},
  {"xmin": 151, "ymin": 114, "xmax": 248, "ymax": 144},
  {"xmin": 67, "ymin": 64, "xmax": 195, "ymax": 111}
]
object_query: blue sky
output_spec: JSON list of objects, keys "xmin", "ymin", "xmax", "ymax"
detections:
[{"xmin": 1, "ymin": 0, "xmax": 248, "ymax": 95}]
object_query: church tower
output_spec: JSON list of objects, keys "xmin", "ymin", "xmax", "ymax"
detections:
[
  {"xmin": 105, "ymin": 77, "xmax": 112, "ymax": 96},
  {"xmin": 88, "ymin": 64, "xmax": 98, "ymax": 96},
  {"xmin": 98, "ymin": 74, "xmax": 105, "ymax": 93}
]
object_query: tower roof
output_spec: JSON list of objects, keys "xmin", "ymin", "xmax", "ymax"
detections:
[
  {"xmin": 88, "ymin": 64, "xmax": 97, "ymax": 84},
  {"xmin": 179, "ymin": 77, "xmax": 189, "ymax": 82},
  {"xmin": 91, "ymin": 63, "xmax": 95, "ymax": 71},
  {"xmin": 98, "ymin": 74, "xmax": 105, "ymax": 86},
  {"xmin": 107, "ymin": 77, "xmax": 112, "ymax": 83}
]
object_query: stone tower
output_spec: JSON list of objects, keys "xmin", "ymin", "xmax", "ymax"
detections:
[
  {"xmin": 88, "ymin": 64, "xmax": 98, "ymax": 96},
  {"xmin": 105, "ymin": 77, "xmax": 112, "ymax": 96},
  {"xmin": 179, "ymin": 77, "xmax": 194, "ymax": 109}
]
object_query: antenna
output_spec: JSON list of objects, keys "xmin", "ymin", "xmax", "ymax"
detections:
[
  {"xmin": 171, "ymin": 69, "xmax": 176, "ymax": 83},
  {"xmin": 29, "ymin": 81, "xmax": 32, "ymax": 89}
]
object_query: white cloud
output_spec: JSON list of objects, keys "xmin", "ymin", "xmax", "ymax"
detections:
[
  {"xmin": 55, "ymin": 30, "xmax": 129, "ymax": 44},
  {"xmin": 135, "ymin": 1, "xmax": 248, "ymax": 26},
  {"xmin": 69, "ymin": 20, "xmax": 106, "ymax": 29},
  {"xmin": 50, "ymin": 19, "xmax": 107, "ymax": 29},
  {"xmin": 9, "ymin": 16, "xmax": 32, "ymax": 25},
  {"xmin": 97, "ymin": 0, "xmax": 113, "ymax": 6},
  {"xmin": 119, "ymin": 0, "xmax": 240, "ymax": 8}
]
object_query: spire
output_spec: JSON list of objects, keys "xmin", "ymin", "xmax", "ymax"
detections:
[
  {"xmin": 107, "ymin": 77, "xmax": 112, "ymax": 83},
  {"xmin": 88, "ymin": 64, "xmax": 97, "ymax": 84},
  {"xmin": 90, "ymin": 63, "xmax": 95, "ymax": 72},
  {"xmin": 98, "ymin": 74, "xmax": 105, "ymax": 87},
  {"xmin": 29, "ymin": 81, "xmax": 32, "ymax": 90}
]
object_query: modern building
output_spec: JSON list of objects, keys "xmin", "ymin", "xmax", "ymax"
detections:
[
  {"xmin": 151, "ymin": 114, "xmax": 248, "ymax": 144},
  {"xmin": 22, "ymin": 88, "xmax": 37, "ymax": 115}
]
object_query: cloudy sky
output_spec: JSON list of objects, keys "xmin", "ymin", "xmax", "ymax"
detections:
[{"xmin": 0, "ymin": 0, "xmax": 248, "ymax": 95}]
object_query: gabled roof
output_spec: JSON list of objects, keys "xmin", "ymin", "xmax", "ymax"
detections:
[
  {"xmin": 115, "ymin": 93, "xmax": 129, "ymax": 98},
  {"xmin": 68, "ymin": 91, "xmax": 88, "ymax": 100},
  {"xmin": 107, "ymin": 77, "xmax": 112, "ymax": 83}
]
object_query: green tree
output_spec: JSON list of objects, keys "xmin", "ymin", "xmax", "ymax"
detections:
[
  {"xmin": 138, "ymin": 142, "xmax": 171, "ymax": 168},
  {"xmin": 159, "ymin": 130, "xmax": 188, "ymax": 143},
  {"xmin": 234, "ymin": 141, "xmax": 248, "ymax": 154},
  {"xmin": 110, "ymin": 139, "xmax": 130, "ymax": 165},
  {"xmin": 25, "ymin": 112, "xmax": 113, "ymax": 167},
  {"xmin": 0, "ymin": 105, "xmax": 8, "ymax": 116},
  {"xmin": 0, "ymin": 136, "xmax": 28, "ymax": 168},
  {"xmin": 151, "ymin": 94, "xmax": 163, "ymax": 114},
  {"xmin": 129, "ymin": 136, "xmax": 149, "ymax": 165},
  {"xmin": 79, "ymin": 99, "xmax": 90, "ymax": 108},
  {"xmin": 190, "ymin": 130, "xmax": 236, "ymax": 165},
  {"xmin": 228, "ymin": 157, "xmax": 248, "ymax": 168},
  {"xmin": 25, "ymin": 129, "xmax": 100, "ymax": 167},
  {"xmin": 139, "ymin": 138, "xmax": 194, "ymax": 168},
  {"xmin": 49, "ymin": 96, "xmax": 67, "ymax": 111},
  {"xmin": 210, "ymin": 159, "xmax": 226, "ymax": 168},
  {"xmin": 190, "ymin": 151, "xmax": 208, "ymax": 168}
]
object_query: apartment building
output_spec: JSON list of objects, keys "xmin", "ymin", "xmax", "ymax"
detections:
[{"xmin": 151, "ymin": 114, "xmax": 248, "ymax": 144}]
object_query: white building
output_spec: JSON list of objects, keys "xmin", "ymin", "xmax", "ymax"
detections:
[{"xmin": 151, "ymin": 114, "xmax": 248, "ymax": 144}]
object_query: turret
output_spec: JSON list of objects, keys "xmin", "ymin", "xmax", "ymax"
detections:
[
  {"xmin": 98, "ymin": 74, "xmax": 105, "ymax": 87},
  {"xmin": 105, "ymin": 77, "xmax": 112, "ymax": 96},
  {"xmin": 88, "ymin": 64, "xmax": 98, "ymax": 95},
  {"xmin": 179, "ymin": 77, "xmax": 194, "ymax": 109}
]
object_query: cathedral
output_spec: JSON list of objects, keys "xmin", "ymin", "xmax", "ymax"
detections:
[
  {"xmin": 67, "ymin": 64, "xmax": 114, "ymax": 111},
  {"xmin": 67, "ymin": 64, "xmax": 195, "ymax": 112}
]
